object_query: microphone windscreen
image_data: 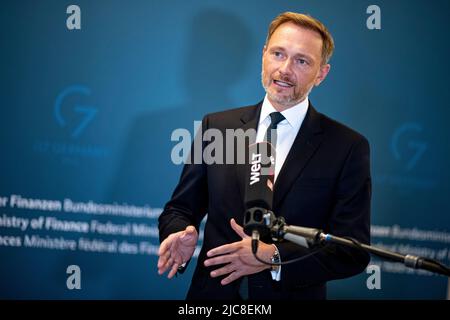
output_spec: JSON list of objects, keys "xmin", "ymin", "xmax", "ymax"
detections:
[{"xmin": 244, "ymin": 141, "xmax": 275, "ymax": 210}]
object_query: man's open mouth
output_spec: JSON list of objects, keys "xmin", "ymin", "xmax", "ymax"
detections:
[{"xmin": 273, "ymin": 79, "xmax": 294, "ymax": 88}]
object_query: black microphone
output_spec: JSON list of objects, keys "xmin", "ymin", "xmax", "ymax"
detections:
[{"xmin": 243, "ymin": 142, "xmax": 275, "ymax": 253}]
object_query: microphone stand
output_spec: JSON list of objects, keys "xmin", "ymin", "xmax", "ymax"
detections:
[{"xmin": 267, "ymin": 214, "xmax": 450, "ymax": 277}]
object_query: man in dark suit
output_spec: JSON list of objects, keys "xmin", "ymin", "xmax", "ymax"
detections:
[{"xmin": 157, "ymin": 12, "xmax": 371, "ymax": 299}]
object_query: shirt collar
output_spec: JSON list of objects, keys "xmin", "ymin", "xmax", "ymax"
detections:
[{"xmin": 259, "ymin": 95, "xmax": 309, "ymax": 131}]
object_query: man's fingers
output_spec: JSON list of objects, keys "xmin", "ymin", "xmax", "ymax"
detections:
[
  {"xmin": 220, "ymin": 271, "xmax": 242, "ymax": 285},
  {"xmin": 157, "ymin": 244, "xmax": 171, "ymax": 267},
  {"xmin": 204, "ymin": 253, "xmax": 236, "ymax": 267},
  {"xmin": 157, "ymin": 257, "xmax": 170, "ymax": 275},
  {"xmin": 158, "ymin": 227, "xmax": 198, "ymax": 279},
  {"xmin": 158, "ymin": 250, "xmax": 184, "ymax": 277},
  {"xmin": 157, "ymin": 256, "xmax": 166, "ymax": 269},
  {"xmin": 167, "ymin": 255, "xmax": 176, "ymax": 268},
  {"xmin": 157, "ymin": 258, "xmax": 165, "ymax": 274},
  {"xmin": 167, "ymin": 262, "xmax": 179, "ymax": 279},
  {"xmin": 160, "ymin": 259, "xmax": 171, "ymax": 274},
  {"xmin": 207, "ymin": 243, "xmax": 237, "ymax": 257},
  {"xmin": 209, "ymin": 263, "xmax": 234, "ymax": 278},
  {"xmin": 159, "ymin": 230, "xmax": 180, "ymax": 255},
  {"xmin": 184, "ymin": 225, "xmax": 196, "ymax": 234},
  {"xmin": 180, "ymin": 226, "xmax": 198, "ymax": 244},
  {"xmin": 159, "ymin": 252, "xmax": 179, "ymax": 275},
  {"xmin": 157, "ymin": 245, "xmax": 171, "ymax": 266},
  {"xmin": 230, "ymin": 218, "xmax": 247, "ymax": 239},
  {"xmin": 158, "ymin": 237, "xmax": 170, "ymax": 256},
  {"xmin": 160, "ymin": 250, "xmax": 175, "ymax": 265},
  {"xmin": 169, "ymin": 234, "xmax": 178, "ymax": 253}
]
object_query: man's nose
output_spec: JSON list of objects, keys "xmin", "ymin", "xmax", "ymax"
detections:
[{"xmin": 278, "ymin": 58, "xmax": 293, "ymax": 75}]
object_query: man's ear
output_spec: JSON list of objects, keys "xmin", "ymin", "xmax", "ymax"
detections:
[{"xmin": 314, "ymin": 64, "xmax": 331, "ymax": 86}]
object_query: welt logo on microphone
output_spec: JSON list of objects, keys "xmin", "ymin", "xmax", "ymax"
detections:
[
  {"xmin": 248, "ymin": 142, "xmax": 275, "ymax": 191},
  {"xmin": 249, "ymin": 152, "xmax": 262, "ymax": 185}
]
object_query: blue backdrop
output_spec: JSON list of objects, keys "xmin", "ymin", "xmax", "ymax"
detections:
[{"xmin": 1, "ymin": 0, "xmax": 449, "ymax": 299}]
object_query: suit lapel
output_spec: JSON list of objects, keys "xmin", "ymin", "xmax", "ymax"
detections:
[
  {"xmin": 273, "ymin": 103, "xmax": 324, "ymax": 208},
  {"xmin": 235, "ymin": 102, "xmax": 262, "ymax": 204}
]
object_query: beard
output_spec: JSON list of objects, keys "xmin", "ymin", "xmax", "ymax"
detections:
[{"xmin": 261, "ymin": 70, "xmax": 311, "ymax": 108}]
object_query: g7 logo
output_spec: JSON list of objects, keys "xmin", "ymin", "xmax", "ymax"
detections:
[
  {"xmin": 54, "ymin": 85, "xmax": 98, "ymax": 139},
  {"xmin": 391, "ymin": 123, "xmax": 427, "ymax": 171}
]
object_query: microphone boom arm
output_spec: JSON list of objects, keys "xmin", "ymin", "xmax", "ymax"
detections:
[{"xmin": 268, "ymin": 214, "xmax": 450, "ymax": 277}]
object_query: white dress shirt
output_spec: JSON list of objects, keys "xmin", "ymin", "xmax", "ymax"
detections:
[{"xmin": 256, "ymin": 95, "xmax": 309, "ymax": 182}]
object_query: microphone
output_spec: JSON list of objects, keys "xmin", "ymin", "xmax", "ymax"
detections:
[{"xmin": 243, "ymin": 142, "xmax": 275, "ymax": 253}]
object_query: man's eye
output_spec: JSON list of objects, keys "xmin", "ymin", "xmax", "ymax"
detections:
[
  {"xmin": 296, "ymin": 58, "xmax": 308, "ymax": 65},
  {"xmin": 273, "ymin": 51, "xmax": 283, "ymax": 58}
]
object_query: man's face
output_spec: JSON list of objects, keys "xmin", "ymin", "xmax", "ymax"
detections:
[{"xmin": 262, "ymin": 22, "xmax": 330, "ymax": 111}]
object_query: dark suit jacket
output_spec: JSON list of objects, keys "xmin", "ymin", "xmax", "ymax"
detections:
[{"xmin": 159, "ymin": 101, "xmax": 371, "ymax": 300}]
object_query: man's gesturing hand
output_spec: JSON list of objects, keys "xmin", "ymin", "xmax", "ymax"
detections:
[
  {"xmin": 157, "ymin": 225, "xmax": 198, "ymax": 279},
  {"xmin": 203, "ymin": 218, "xmax": 275, "ymax": 285}
]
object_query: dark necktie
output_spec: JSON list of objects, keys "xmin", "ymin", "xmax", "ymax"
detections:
[
  {"xmin": 239, "ymin": 111, "xmax": 285, "ymax": 300},
  {"xmin": 265, "ymin": 112, "xmax": 286, "ymax": 148},
  {"xmin": 264, "ymin": 112, "xmax": 286, "ymax": 183}
]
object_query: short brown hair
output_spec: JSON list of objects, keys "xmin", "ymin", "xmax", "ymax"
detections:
[{"xmin": 265, "ymin": 12, "xmax": 334, "ymax": 65}]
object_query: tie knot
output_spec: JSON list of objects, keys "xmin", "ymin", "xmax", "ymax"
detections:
[{"xmin": 269, "ymin": 112, "xmax": 285, "ymax": 129}]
